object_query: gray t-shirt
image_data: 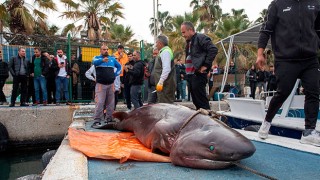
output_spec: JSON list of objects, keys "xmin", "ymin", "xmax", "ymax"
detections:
[{"xmin": 19, "ymin": 58, "xmax": 26, "ymax": 75}]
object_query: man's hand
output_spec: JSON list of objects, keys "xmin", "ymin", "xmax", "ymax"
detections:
[
  {"xmin": 199, "ymin": 66, "xmax": 207, "ymax": 73},
  {"xmin": 156, "ymin": 82, "xmax": 163, "ymax": 92},
  {"xmin": 256, "ymin": 48, "xmax": 266, "ymax": 70},
  {"xmin": 256, "ymin": 55, "xmax": 266, "ymax": 70},
  {"xmin": 103, "ymin": 57, "xmax": 108, "ymax": 62},
  {"xmin": 30, "ymin": 73, "xmax": 34, "ymax": 77}
]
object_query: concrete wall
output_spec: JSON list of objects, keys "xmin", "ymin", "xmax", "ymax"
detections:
[{"xmin": 0, "ymin": 106, "xmax": 79, "ymax": 148}]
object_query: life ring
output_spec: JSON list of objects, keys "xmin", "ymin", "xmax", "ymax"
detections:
[
  {"xmin": 0, "ymin": 122, "xmax": 9, "ymax": 152},
  {"xmin": 42, "ymin": 150, "xmax": 57, "ymax": 169}
]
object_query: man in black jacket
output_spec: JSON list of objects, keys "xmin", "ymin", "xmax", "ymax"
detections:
[
  {"xmin": 181, "ymin": 21, "xmax": 218, "ymax": 110},
  {"xmin": 256, "ymin": 0, "xmax": 320, "ymax": 146},
  {"xmin": 46, "ymin": 54, "xmax": 58, "ymax": 104},
  {"xmin": 125, "ymin": 51, "xmax": 145, "ymax": 109},
  {"xmin": 123, "ymin": 52, "xmax": 135, "ymax": 110},
  {"xmin": 8, "ymin": 47, "xmax": 29, "ymax": 107}
]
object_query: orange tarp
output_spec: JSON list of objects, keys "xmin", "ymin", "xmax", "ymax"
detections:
[{"xmin": 68, "ymin": 128, "xmax": 171, "ymax": 163}]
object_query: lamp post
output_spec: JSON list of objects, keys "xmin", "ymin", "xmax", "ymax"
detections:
[{"xmin": 153, "ymin": 0, "xmax": 159, "ymax": 44}]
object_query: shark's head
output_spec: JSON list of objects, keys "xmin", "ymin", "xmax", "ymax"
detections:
[{"xmin": 170, "ymin": 117, "xmax": 256, "ymax": 169}]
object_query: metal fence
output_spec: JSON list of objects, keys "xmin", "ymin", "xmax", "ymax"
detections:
[{"xmin": 1, "ymin": 33, "xmax": 139, "ymax": 104}]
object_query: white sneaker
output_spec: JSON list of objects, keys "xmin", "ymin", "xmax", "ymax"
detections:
[
  {"xmin": 258, "ymin": 121, "xmax": 271, "ymax": 139},
  {"xmin": 300, "ymin": 130, "xmax": 320, "ymax": 147}
]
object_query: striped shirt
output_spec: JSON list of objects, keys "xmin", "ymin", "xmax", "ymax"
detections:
[{"xmin": 185, "ymin": 42, "xmax": 195, "ymax": 74}]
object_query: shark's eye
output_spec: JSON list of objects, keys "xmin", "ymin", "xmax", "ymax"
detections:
[{"xmin": 209, "ymin": 145, "xmax": 215, "ymax": 151}]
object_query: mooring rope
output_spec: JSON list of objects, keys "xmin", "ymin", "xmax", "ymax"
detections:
[{"xmin": 232, "ymin": 161, "xmax": 278, "ymax": 180}]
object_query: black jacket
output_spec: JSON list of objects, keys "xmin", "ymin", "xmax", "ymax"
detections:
[
  {"xmin": 8, "ymin": 55, "xmax": 29, "ymax": 76},
  {"xmin": 185, "ymin": 33, "xmax": 218, "ymax": 71},
  {"xmin": 123, "ymin": 60, "xmax": 135, "ymax": 85},
  {"xmin": 127, "ymin": 60, "xmax": 145, "ymax": 85},
  {"xmin": 29, "ymin": 55, "xmax": 49, "ymax": 77},
  {"xmin": 47, "ymin": 59, "xmax": 58, "ymax": 79},
  {"xmin": 246, "ymin": 69, "xmax": 257, "ymax": 82},
  {"xmin": 258, "ymin": 0, "xmax": 320, "ymax": 60},
  {"xmin": 175, "ymin": 64, "xmax": 186, "ymax": 83},
  {"xmin": 0, "ymin": 60, "xmax": 9, "ymax": 80}
]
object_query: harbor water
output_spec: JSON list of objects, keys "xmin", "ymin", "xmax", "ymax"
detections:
[{"xmin": 0, "ymin": 147, "xmax": 57, "ymax": 180}]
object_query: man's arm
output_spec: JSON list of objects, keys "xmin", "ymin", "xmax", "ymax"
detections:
[
  {"xmin": 92, "ymin": 56, "xmax": 103, "ymax": 66},
  {"xmin": 200, "ymin": 35, "xmax": 218, "ymax": 71},
  {"xmin": 158, "ymin": 51, "xmax": 171, "ymax": 84},
  {"xmin": 8, "ymin": 57, "xmax": 15, "ymax": 76},
  {"xmin": 114, "ymin": 58, "xmax": 122, "ymax": 76},
  {"xmin": 257, "ymin": 1, "xmax": 278, "ymax": 69},
  {"xmin": 85, "ymin": 65, "xmax": 96, "ymax": 81}
]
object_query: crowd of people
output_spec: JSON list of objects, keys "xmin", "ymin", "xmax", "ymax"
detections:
[
  {"xmin": 246, "ymin": 63, "xmax": 276, "ymax": 99},
  {"xmin": 0, "ymin": 47, "xmax": 80, "ymax": 107}
]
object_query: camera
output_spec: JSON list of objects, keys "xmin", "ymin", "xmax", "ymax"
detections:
[{"xmin": 61, "ymin": 62, "xmax": 64, "ymax": 64}]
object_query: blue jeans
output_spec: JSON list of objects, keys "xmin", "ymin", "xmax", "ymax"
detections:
[
  {"xmin": 181, "ymin": 80, "xmax": 187, "ymax": 100},
  {"xmin": 55, "ymin": 76, "xmax": 69, "ymax": 102},
  {"xmin": 34, "ymin": 76, "xmax": 47, "ymax": 102}
]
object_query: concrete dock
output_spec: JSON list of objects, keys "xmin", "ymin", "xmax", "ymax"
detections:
[{"xmin": 41, "ymin": 101, "xmax": 320, "ymax": 180}]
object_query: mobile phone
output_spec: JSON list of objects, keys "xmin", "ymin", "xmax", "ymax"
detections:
[{"xmin": 61, "ymin": 62, "xmax": 64, "ymax": 64}]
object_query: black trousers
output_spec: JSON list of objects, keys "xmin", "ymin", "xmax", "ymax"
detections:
[
  {"xmin": 72, "ymin": 84, "xmax": 78, "ymax": 100},
  {"xmin": 11, "ymin": 75, "xmax": 28, "ymax": 104},
  {"xmin": 47, "ymin": 77, "xmax": 56, "ymax": 104},
  {"xmin": 186, "ymin": 73, "xmax": 210, "ymax": 110},
  {"xmin": 266, "ymin": 58, "xmax": 320, "ymax": 129},
  {"xmin": 0, "ymin": 79, "xmax": 6, "ymax": 102},
  {"xmin": 114, "ymin": 90, "xmax": 119, "ymax": 110},
  {"xmin": 249, "ymin": 81, "xmax": 257, "ymax": 99},
  {"xmin": 124, "ymin": 83, "xmax": 132, "ymax": 109}
]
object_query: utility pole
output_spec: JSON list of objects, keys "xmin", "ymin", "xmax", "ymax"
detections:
[
  {"xmin": 153, "ymin": 0, "xmax": 156, "ymax": 43},
  {"xmin": 153, "ymin": 0, "xmax": 159, "ymax": 44}
]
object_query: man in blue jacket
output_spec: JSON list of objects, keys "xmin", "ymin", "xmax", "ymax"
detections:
[
  {"xmin": 91, "ymin": 45, "xmax": 121, "ymax": 129},
  {"xmin": 257, "ymin": 0, "xmax": 320, "ymax": 146}
]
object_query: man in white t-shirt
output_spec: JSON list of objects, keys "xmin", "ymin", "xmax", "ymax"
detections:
[{"xmin": 55, "ymin": 49, "xmax": 71, "ymax": 105}]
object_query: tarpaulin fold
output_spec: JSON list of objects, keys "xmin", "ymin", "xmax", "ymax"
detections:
[{"xmin": 68, "ymin": 128, "xmax": 171, "ymax": 163}]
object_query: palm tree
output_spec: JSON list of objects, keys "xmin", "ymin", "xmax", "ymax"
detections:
[
  {"xmin": 108, "ymin": 23, "xmax": 138, "ymax": 48},
  {"xmin": 165, "ymin": 12, "xmax": 201, "ymax": 59},
  {"xmin": 215, "ymin": 9, "xmax": 251, "ymax": 39},
  {"xmin": 149, "ymin": 11, "xmax": 173, "ymax": 36},
  {"xmin": 190, "ymin": 0, "xmax": 222, "ymax": 33},
  {"xmin": 60, "ymin": 0, "xmax": 124, "ymax": 43},
  {"xmin": 213, "ymin": 9, "xmax": 253, "ymax": 67},
  {"xmin": 254, "ymin": 9, "xmax": 267, "ymax": 24},
  {"xmin": 1, "ymin": 0, "xmax": 56, "ymax": 34},
  {"xmin": 61, "ymin": 24, "xmax": 83, "ymax": 39}
]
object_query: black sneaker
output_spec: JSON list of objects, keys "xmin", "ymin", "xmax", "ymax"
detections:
[
  {"xmin": 105, "ymin": 117, "xmax": 116, "ymax": 123},
  {"xmin": 9, "ymin": 103, "xmax": 15, "ymax": 107},
  {"xmin": 20, "ymin": 103, "xmax": 29, "ymax": 107}
]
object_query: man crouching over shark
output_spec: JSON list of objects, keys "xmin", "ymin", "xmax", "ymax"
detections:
[{"xmin": 105, "ymin": 103, "xmax": 256, "ymax": 169}]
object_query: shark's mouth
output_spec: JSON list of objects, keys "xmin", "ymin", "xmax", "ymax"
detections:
[{"xmin": 178, "ymin": 156, "xmax": 233, "ymax": 169}]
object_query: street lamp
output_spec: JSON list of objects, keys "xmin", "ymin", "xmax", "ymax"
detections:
[{"xmin": 153, "ymin": 0, "xmax": 159, "ymax": 44}]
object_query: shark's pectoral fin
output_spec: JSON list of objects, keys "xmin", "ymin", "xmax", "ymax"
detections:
[{"xmin": 112, "ymin": 111, "xmax": 129, "ymax": 121}]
